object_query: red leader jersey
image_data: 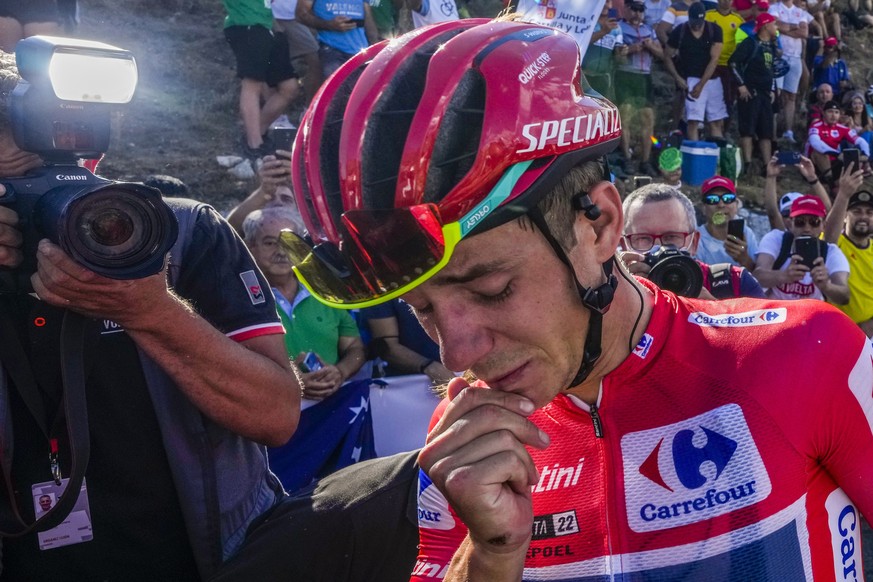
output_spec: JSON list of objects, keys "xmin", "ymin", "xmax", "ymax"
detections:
[
  {"xmin": 808, "ymin": 120, "xmax": 860, "ymax": 153},
  {"xmin": 413, "ymin": 283, "xmax": 873, "ymax": 581}
]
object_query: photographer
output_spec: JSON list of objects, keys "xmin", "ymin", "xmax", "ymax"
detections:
[
  {"xmin": 0, "ymin": 50, "xmax": 300, "ymax": 580},
  {"xmin": 620, "ymin": 183, "xmax": 765, "ymax": 298},
  {"xmin": 753, "ymin": 195, "xmax": 851, "ymax": 302}
]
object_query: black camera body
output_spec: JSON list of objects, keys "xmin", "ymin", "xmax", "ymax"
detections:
[
  {"xmin": 0, "ymin": 36, "xmax": 179, "ymax": 293},
  {"xmin": 0, "ymin": 166, "xmax": 177, "ymax": 293},
  {"xmin": 644, "ymin": 244, "xmax": 704, "ymax": 297}
]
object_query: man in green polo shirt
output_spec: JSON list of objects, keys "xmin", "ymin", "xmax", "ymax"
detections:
[{"xmin": 243, "ymin": 206, "xmax": 365, "ymax": 400}]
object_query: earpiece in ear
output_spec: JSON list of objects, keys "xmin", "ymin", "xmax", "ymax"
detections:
[{"xmin": 572, "ymin": 193, "xmax": 601, "ymax": 221}]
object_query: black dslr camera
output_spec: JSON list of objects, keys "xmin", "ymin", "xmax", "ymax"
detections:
[
  {"xmin": 643, "ymin": 244, "xmax": 703, "ymax": 297},
  {"xmin": 0, "ymin": 36, "xmax": 177, "ymax": 293}
]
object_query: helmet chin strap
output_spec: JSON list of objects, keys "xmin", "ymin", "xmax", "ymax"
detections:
[{"xmin": 526, "ymin": 194, "xmax": 617, "ymax": 389}]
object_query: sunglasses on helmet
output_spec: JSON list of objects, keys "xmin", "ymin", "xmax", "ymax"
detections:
[{"xmin": 279, "ymin": 160, "xmax": 534, "ymax": 309}]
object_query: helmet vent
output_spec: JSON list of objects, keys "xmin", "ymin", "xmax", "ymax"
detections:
[
  {"xmin": 321, "ymin": 66, "xmax": 368, "ymax": 227},
  {"xmin": 425, "ymin": 68, "xmax": 486, "ymax": 203},
  {"xmin": 361, "ymin": 30, "xmax": 466, "ymax": 209}
]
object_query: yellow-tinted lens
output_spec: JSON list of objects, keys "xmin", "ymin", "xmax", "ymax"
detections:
[{"xmin": 277, "ymin": 204, "xmax": 463, "ymax": 309}]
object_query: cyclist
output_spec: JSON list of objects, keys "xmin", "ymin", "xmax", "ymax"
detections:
[{"xmin": 285, "ymin": 19, "xmax": 873, "ymax": 581}]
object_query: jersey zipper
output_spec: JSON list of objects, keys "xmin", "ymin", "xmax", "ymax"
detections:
[{"xmin": 590, "ymin": 402, "xmax": 604, "ymax": 438}]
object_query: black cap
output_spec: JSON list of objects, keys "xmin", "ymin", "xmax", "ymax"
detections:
[
  {"xmin": 689, "ymin": 2, "xmax": 706, "ymax": 22},
  {"xmin": 823, "ymin": 100, "xmax": 841, "ymax": 111},
  {"xmin": 629, "ymin": 0, "xmax": 646, "ymax": 9},
  {"xmin": 848, "ymin": 190, "xmax": 873, "ymax": 209}
]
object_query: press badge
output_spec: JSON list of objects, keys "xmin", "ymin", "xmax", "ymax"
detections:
[{"xmin": 31, "ymin": 478, "xmax": 93, "ymax": 550}]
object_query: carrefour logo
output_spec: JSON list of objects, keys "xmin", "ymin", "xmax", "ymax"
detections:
[
  {"xmin": 689, "ymin": 308, "xmax": 787, "ymax": 328},
  {"xmin": 417, "ymin": 470, "xmax": 455, "ymax": 530},
  {"xmin": 621, "ymin": 404, "xmax": 772, "ymax": 532}
]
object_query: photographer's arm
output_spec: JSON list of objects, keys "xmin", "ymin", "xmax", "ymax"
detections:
[{"xmin": 30, "ymin": 241, "xmax": 300, "ymax": 447}]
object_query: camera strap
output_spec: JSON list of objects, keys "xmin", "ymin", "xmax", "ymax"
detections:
[{"xmin": 0, "ymin": 309, "xmax": 90, "ymax": 536}]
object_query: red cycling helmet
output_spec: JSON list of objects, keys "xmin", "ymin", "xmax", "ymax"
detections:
[{"xmin": 285, "ymin": 19, "xmax": 621, "ymax": 308}]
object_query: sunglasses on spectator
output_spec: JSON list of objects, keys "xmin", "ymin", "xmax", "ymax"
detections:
[
  {"xmin": 703, "ymin": 193, "xmax": 737, "ymax": 205},
  {"xmin": 624, "ymin": 231, "xmax": 693, "ymax": 252},
  {"xmin": 792, "ymin": 216, "xmax": 822, "ymax": 228},
  {"xmin": 630, "ymin": 4, "xmax": 646, "ymax": 11}
]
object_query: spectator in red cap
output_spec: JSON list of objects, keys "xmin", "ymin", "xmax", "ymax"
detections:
[
  {"xmin": 812, "ymin": 36, "xmax": 852, "ymax": 99},
  {"xmin": 729, "ymin": 11, "xmax": 778, "ymax": 174},
  {"xmin": 694, "ymin": 175, "xmax": 759, "ymax": 268},
  {"xmin": 754, "ymin": 194, "xmax": 851, "ymax": 301}
]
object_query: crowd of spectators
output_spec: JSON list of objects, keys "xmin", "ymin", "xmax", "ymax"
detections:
[{"xmin": 575, "ymin": 0, "xmax": 873, "ymax": 184}]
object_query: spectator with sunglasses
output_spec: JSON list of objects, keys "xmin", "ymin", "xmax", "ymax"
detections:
[
  {"xmin": 620, "ymin": 183, "xmax": 765, "ymax": 298},
  {"xmin": 693, "ymin": 176, "xmax": 759, "ymax": 269},
  {"xmin": 753, "ymin": 195, "xmax": 850, "ymax": 301}
]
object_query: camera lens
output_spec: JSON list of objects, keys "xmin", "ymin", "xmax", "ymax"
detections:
[
  {"xmin": 85, "ymin": 207, "xmax": 136, "ymax": 248},
  {"xmin": 646, "ymin": 252, "xmax": 704, "ymax": 297},
  {"xmin": 34, "ymin": 182, "xmax": 178, "ymax": 279},
  {"xmin": 72, "ymin": 192, "xmax": 153, "ymax": 260}
]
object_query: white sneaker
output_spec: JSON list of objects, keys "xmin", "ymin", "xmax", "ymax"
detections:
[
  {"xmin": 783, "ymin": 130, "xmax": 796, "ymax": 144},
  {"xmin": 271, "ymin": 115, "xmax": 296, "ymax": 130}
]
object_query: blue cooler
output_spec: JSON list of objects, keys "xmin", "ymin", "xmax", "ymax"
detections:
[{"xmin": 679, "ymin": 140, "xmax": 720, "ymax": 186}]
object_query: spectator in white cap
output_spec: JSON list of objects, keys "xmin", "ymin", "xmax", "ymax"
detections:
[{"xmin": 754, "ymin": 195, "xmax": 851, "ymax": 301}]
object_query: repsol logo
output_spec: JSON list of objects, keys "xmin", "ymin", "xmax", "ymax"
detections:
[
  {"xmin": 639, "ymin": 480, "xmax": 757, "ymax": 522},
  {"xmin": 517, "ymin": 108, "xmax": 621, "ymax": 154},
  {"xmin": 56, "ymin": 174, "xmax": 88, "ymax": 181},
  {"xmin": 526, "ymin": 543, "xmax": 574, "ymax": 559},
  {"xmin": 518, "ymin": 52, "xmax": 551, "ymax": 84}
]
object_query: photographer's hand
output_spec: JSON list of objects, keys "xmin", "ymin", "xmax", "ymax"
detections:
[
  {"xmin": 0, "ymin": 190, "xmax": 22, "ymax": 267},
  {"xmin": 617, "ymin": 250, "xmax": 652, "ymax": 277},
  {"xmin": 30, "ymin": 239, "xmax": 171, "ymax": 323}
]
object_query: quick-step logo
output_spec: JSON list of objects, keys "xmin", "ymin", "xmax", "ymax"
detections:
[
  {"xmin": 621, "ymin": 403, "xmax": 771, "ymax": 532},
  {"xmin": 418, "ymin": 469, "xmax": 455, "ymax": 530}
]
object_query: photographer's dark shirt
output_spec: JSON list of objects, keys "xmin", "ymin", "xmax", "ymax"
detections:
[
  {"xmin": 0, "ymin": 202, "xmax": 283, "ymax": 580},
  {"xmin": 0, "ymin": 294, "xmax": 200, "ymax": 581}
]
